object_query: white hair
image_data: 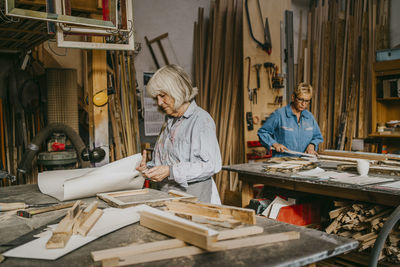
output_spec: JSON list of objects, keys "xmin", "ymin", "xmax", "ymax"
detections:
[{"xmin": 146, "ymin": 64, "xmax": 198, "ymax": 110}]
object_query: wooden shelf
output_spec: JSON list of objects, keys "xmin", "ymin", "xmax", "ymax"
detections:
[
  {"xmin": 376, "ymin": 97, "xmax": 400, "ymax": 101},
  {"xmin": 369, "ymin": 132, "xmax": 400, "ymax": 138}
]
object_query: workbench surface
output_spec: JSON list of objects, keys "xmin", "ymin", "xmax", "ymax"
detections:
[
  {"xmin": 223, "ymin": 162, "xmax": 400, "ymax": 207},
  {"xmin": 0, "ymin": 184, "xmax": 358, "ymax": 266}
]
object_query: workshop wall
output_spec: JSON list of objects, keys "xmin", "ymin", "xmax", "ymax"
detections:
[
  {"xmin": 133, "ymin": 0, "xmax": 210, "ymax": 144},
  {"xmin": 243, "ymin": 0, "xmax": 291, "ymax": 161}
]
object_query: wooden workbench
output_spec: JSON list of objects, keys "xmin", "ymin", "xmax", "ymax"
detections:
[
  {"xmin": 223, "ymin": 162, "xmax": 400, "ymax": 208},
  {"xmin": 0, "ymin": 184, "xmax": 358, "ymax": 266}
]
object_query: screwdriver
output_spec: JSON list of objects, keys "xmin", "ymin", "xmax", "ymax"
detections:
[{"xmin": 0, "ymin": 202, "xmax": 58, "ymax": 212}]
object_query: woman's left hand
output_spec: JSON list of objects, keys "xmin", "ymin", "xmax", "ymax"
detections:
[
  {"xmin": 305, "ymin": 144, "xmax": 318, "ymax": 155},
  {"xmin": 142, "ymin": 165, "xmax": 170, "ymax": 182}
]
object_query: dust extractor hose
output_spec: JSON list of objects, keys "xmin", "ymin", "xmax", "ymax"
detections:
[
  {"xmin": 18, "ymin": 123, "xmax": 90, "ymax": 174},
  {"xmin": 369, "ymin": 205, "xmax": 400, "ymax": 267}
]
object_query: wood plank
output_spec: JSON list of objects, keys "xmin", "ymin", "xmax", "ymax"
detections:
[
  {"xmin": 172, "ymin": 211, "xmax": 240, "ymax": 229},
  {"xmin": 182, "ymin": 200, "xmax": 256, "ymax": 225},
  {"xmin": 117, "ymin": 232, "xmax": 300, "ymax": 266},
  {"xmin": 165, "ymin": 201, "xmax": 222, "ymax": 218},
  {"xmin": 46, "ymin": 201, "xmax": 81, "ymax": 248},
  {"xmin": 92, "ymin": 239, "xmax": 186, "ymax": 262},
  {"xmin": 92, "ymin": 225, "xmax": 263, "ymax": 262},
  {"xmin": 216, "ymin": 226, "xmax": 263, "ymax": 240},
  {"xmin": 77, "ymin": 208, "xmax": 103, "ymax": 236},
  {"xmin": 91, "ymin": 32, "xmax": 109, "ymax": 166}
]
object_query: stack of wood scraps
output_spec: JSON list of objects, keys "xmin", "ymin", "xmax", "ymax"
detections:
[
  {"xmin": 264, "ymin": 159, "xmax": 317, "ymax": 173},
  {"xmin": 326, "ymin": 202, "xmax": 399, "ymax": 263},
  {"xmin": 46, "ymin": 200, "xmax": 103, "ymax": 249},
  {"xmin": 164, "ymin": 200, "xmax": 256, "ymax": 228},
  {"xmin": 91, "ymin": 205, "xmax": 300, "ymax": 266}
]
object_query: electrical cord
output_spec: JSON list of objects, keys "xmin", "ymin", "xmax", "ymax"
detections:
[
  {"xmin": 369, "ymin": 205, "xmax": 400, "ymax": 267},
  {"xmin": 47, "ymin": 39, "xmax": 67, "ymax": 57}
]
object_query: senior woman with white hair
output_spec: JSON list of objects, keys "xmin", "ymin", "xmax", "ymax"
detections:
[{"xmin": 136, "ymin": 64, "xmax": 222, "ymax": 203}]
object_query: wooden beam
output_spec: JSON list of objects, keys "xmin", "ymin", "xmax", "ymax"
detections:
[
  {"xmin": 91, "ymin": 33, "xmax": 109, "ymax": 166},
  {"xmin": 139, "ymin": 209, "xmax": 220, "ymax": 251},
  {"xmin": 77, "ymin": 208, "xmax": 103, "ymax": 236},
  {"xmin": 92, "ymin": 225, "xmax": 264, "ymax": 263},
  {"xmin": 115, "ymin": 232, "xmax": 300, "ymax": 266},
  {"xmin": 46, "ymin": 201, "xmax": 81, "ymax": 249}
]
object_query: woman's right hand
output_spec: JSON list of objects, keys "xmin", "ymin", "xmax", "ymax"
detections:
[
  {"xmin": 272, "ymin": 143, "xmax": 288, "ymax": 153},
  {"xmin": 136, "ymin": 150, "xmax": 147, "ymax": 172}
]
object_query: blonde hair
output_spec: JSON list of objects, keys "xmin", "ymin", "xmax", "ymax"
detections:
[
  {"xmin": 293, "ymin": 83, "xmax": 313, "ymax": 96},
  {"xmin": 146, "ymin": 65, "xmax": 198, "ymax": 110}
]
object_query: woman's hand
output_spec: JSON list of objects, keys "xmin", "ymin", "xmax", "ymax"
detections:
[
  {"xmin": 142, "ymin": 165, "xmax": 170, "ymax": 182},
  {"xmin": 305, "ymin": 144, "xmax": 318, "ymax": 155},
  {"xmin": 272, "ymin": 143, "xmax": 288, "ymax": 153},
  {"xmin": 136, "ymin": 150, "xmax": 147, "ymax": 172}
]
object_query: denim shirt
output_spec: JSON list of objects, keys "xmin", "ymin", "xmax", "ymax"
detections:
[
  {"xmin": 258, "ymin": 104, "xmax": 323, "ymax": 157},
  {"xmin": 147, "ymin": 101, "xmax": 222, "ymax": 190}
]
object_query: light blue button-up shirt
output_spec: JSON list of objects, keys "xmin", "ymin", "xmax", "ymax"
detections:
[
  {"xmin": 258, "ymin": 104, "xmax": 323, "ymax": 157},
  {"xmin": 147, "ymin": 101, "xmax": 222, "ymax": 194}
]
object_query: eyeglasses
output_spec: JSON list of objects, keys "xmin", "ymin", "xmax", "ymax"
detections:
[{"xmin": 296, "ymin": 97, "xmax": 311, "ymax": 104}]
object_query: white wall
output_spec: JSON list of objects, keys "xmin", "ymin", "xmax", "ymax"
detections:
[
  {"xmin": 133, "ymin": 0, "xmax": 210, "ymax": 91},
  {"xmin": 390, "ymin": 0, "xmax": 400, "ymax": 48}
]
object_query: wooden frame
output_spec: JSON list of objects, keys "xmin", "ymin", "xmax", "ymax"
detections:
[
  {"xmin": 58, "ymin": 0, "xmax": 130, "ymax": 35},
  {"xmin": 55, "ymin": 0, "xmax": 135, "ymax": 51},
  {"xmin": 166, "ymin": 200, "xmax": 256, "ymax": 225},
  {"xmin": 5, "ymin": 0, "xmax": 118, "ymax": 29},
  {"xmin": 139, "ymin": 207, "xmax": 220, "ymax": 251},
  {"xmin": 96, "ymin": 188, "xmax": 197, "ymax": 208}
]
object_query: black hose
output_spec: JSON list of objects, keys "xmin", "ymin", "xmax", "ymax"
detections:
[
  {"xmin": 18, "ymin": 123, "xmax": 91, "ymax": 174},
  {"xmin": 369, "ymin": 205, "xmax": 400, "ymax": 267}
]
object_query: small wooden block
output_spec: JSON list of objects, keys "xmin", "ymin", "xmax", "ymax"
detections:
[
  {"xmin": 77, "ymin": 208, "xmax": 103, "ymax": 236},
  {"xmin": 46, "ymin": 201, "xmax": 81, "ymax": 249}
]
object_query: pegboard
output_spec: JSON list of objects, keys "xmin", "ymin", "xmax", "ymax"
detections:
[{"xmin": 243, "ymin": 0, "xmax": 291, "ymax": 161}]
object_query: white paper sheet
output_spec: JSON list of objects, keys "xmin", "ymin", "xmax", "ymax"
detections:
[
  {"xmin": 262, "ymin": 196, "xmax": 295, "ymax": 218},
  {"xmin": 329, "ymin": 175, "xmax": 394, "ymax": 185},
  {"xmin": 38, "ymin": 154, "xmax": 145, "ymax": 201},
  {"xmin": 372, "ymin": 181, "xmax": 400, "ymax": 190},
  {"xmin": 3, "ymin": 206, "xmax": 141, "ymax": 260}
]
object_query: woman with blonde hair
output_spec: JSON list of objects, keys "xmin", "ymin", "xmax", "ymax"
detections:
[
  {"xmin": 258, "ymin": 83, "xmax": 323, "ymax": 157},
  {"xmin": 136, "ymin": 65, "xmax": 222, "ymax": 203}
]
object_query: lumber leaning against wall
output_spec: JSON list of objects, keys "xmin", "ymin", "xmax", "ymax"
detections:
[
  {"xmin": 302, "ymin": 0, "xmax": 389, "ymax": 151},
  {"xmin": 194, "ymin": 0, "xmax": 244, "ymax": 201}
]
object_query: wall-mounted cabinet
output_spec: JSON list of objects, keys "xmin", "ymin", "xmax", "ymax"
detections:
[{"xmin": 370, "ymin": 60, "xmax": 400, "ymax": 153}]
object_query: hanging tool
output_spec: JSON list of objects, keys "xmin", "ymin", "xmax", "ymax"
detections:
[
  {"xmin": 0, "ymin": 202, "xmax": 58, "ymax": 212},
  {"xmin": 246, "ymin": 112, "xmax": 254, "ymax": 131},
  {"xmin": 263, "ymin": 62, "xmax": 275, "ymax": 89},
  {"xmin": 272, "ymin": 65, "xmax": 285, "ymax": 90},
  {"xmin": 271, "ymin": 146, "xmax": 316, "ymax": 158},
  {"xmin": 16, "ymin": 202, "xmax": 75, "ymax": 218},
  {"xmin": 245, "ymin": 57, "xmax": 253, "ymax": 103},
  {"xmin": 245, "ymin": 0, "xmax": 272, "ymax": 54},
  {"xmin": 253, "ymin": 64, "xmax": 262, "ymax": 104}
]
